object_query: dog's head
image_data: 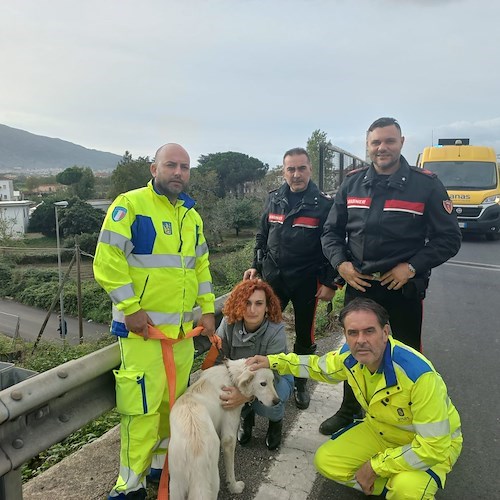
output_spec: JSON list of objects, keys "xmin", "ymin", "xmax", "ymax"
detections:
[{"xmin": 236, "ymin": 367, "xmax": 280, "ymax": 407}]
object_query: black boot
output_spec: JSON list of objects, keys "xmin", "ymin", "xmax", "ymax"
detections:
[
  {"xmin": 319, "ymin": 381, "xmax": 362, "ymax": 435},
  {"xmin": 294, "ymin": 377, "xmax": 310, "ymax": 410},
  {"xmin": 237, "ymin": 408, "xmax": 254, "ymax": 445},
  {"xmin": 266, "ymin": 419, "xmax": 282, "ymax": 450}
]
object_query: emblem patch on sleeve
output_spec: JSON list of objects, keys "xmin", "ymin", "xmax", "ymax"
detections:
[
  {"xmin": 162, "ymin": 221, "xmax": 173, "ymax": 235},
  {"xmin": 443, "ymin": 200, "xmax": 453, "ymax": 214},
  {"xmin": 112, "ymin": 206, "xmax": 127, "ymax": 222}
]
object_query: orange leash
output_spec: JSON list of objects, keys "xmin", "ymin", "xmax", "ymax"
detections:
[{"xmin": 146, "ymin": 325, "xmax": 221, "ymax": 500}]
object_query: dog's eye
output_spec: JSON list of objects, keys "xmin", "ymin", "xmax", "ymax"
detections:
[{"xmin": 260, "ymin": 382, "xmax": 267, "ymax": 387}]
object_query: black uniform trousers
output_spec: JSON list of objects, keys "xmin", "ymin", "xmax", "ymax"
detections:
[
  {"xmin": 268, "ymin": 273, "xmax": 319, "ymax": 355},
  {"xmin": 344, "ymin": 280, "xmax": 423, "ymax": 351}
]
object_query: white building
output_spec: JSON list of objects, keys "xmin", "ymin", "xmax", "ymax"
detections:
[
  {"xmin": 0, "ymin": 201, "xmax": 35, "ymax": 238},
  {"xmin": 0, "ymin": 179, "xmax": 15, "ymax": 201}
]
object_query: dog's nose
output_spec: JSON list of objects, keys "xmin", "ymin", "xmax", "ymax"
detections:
[{"xmin": 272, "ymin": 397, "xmax": 280, "ymax": 405}]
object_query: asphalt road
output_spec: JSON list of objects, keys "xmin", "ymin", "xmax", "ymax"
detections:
[{"xmin": 0, "ymin": 298, "xmax": 110, "ymax": 345}]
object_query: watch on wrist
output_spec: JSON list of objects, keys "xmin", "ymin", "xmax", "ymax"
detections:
[{"xmin": 408, "ymin": 263, "xmax": 416, "ymax": 275}]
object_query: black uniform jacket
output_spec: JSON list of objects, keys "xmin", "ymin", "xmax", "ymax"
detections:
[
  {"xmin": 321, "ymin": 156, "xmax": 461, "ymax": 277},
  {"xmin": 253, "ymin": 181, "xmax": 335, "ymax": 289}
]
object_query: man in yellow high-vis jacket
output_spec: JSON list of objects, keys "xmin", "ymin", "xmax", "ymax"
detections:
[
  {"xmin": 247, "ymin": 298, "xmax": 462, "ymax": 499},
  {"xmin": 94, "ymin": 143, "xmax": 215, "ymax": 500}
]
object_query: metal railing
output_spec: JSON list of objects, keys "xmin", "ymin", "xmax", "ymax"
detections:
[{"xmin": 0, "ymin": 295, "xmax": 227, "ymax": 499}]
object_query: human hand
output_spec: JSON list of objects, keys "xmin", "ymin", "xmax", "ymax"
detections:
[
  {"xmin": 316, "ymin": 284, "xmax": 336, "ymax": 301},
  {"xmin": 243, "ymin": 268, "xmax": 258, "ymax": 280},
  {"xmin": 380, "ymin": 263, "xmax": 414, "ymax": 290},
  {"xmin": 124, "ymin": 309, "xmax": 152, "ymax": 340},
  {"xmin": 245, "ymin": 355, "xmax": 270, "ymax": 371},
  {"xmin": 220, "ymin": 385, "xmax": 249, "ymax": 410},
  {"xmin": 355, "ymin": 460, "xmax": 377, "ymax": 495},
  {"xmin": 338, "ymin": 262, "xmax": 373, "ymax": 292},
  {"xmin": 198, "ymin": 313, "xmax": 216, "ymax": 337}
]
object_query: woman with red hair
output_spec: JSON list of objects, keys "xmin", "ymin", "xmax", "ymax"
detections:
[{"xmin": 216, "ymin": 279, "xmax": 293, "ymax": 450}]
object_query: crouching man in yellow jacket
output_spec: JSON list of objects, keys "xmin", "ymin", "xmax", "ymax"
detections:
[
  {"xmin": 94, "ymin": 143, "xmax": 215, "ymax": 500},
  {"xmin": 247, "ymin": 297, "xmax": 462, "ymax": 499}
]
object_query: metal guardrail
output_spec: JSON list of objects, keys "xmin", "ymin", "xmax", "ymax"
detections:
[{"xmin": 0, "ymin": 295, "xmax": 227, "ymax": 499}]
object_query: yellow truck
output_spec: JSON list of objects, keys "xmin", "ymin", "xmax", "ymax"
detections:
[{"xmin": 417, "ymin": 139, "xmax": 500, "ymax": 240}]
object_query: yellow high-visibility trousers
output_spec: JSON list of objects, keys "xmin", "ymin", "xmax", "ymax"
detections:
[
  {"xmin": 314, "ymin": 420, "xmax": 462, "ymax": 499},
  {"xmin": 109, "ymin": 335, "xmax": 194, "ymax": 497}
]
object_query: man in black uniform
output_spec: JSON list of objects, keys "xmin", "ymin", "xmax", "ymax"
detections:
[
  {"xmin": 319, "ymin": 117, "xmax": 461, "ymax": 435},
  {"xmin": 244, "ymin": 147, "xmax": 337, "ymax": 410}
]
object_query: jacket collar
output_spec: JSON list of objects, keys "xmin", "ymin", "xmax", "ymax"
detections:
[
  {"xmin": 362, "ymin": 155, "xmax": 412, "ymax": 192},
  {"xmin": 149, "ymin": 179, "xmax": 196, "ymax": 209}
]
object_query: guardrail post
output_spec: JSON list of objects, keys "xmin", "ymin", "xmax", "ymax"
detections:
[
  {"xmin": 0, "ymin": 468, "xmax": 23, "ymax": 499},
  {"xmin": 0, "ymin": 362, "xmax": 37, "ymax": 500}
]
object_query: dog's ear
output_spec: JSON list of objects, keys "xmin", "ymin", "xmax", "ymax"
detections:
[{"xmin": 236, "ymin": 368, "xmax": 255, "ymax": 396}]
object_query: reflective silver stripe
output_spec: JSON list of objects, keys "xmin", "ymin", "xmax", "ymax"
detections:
[
  {"xmin": 112, "ymin": 305, "xmax": 125, "ymax": 323},
  {"xmin": 148, "ymin": 311, "xmax": 182, "ymax": 325},
  {"xmin": 401, "ymin": 444, "xmax": 427, "ymax": 469},
  {"xmin": 183, "ymin": 311, "xmax": 194, "ymax": 322},
  {"xmin": 198, "ymin": 281, "xmax": 213, "ymax": 296},
  {"xmin": 151, "ymin": 452, "xmax": 166, "ymax": 469},
  {"xmin": 318, "ymin": 355, "xmax": 338, "ymax": 382},
  {"xmin": 109, "ymin": 283, "xmax": 135, "ymax": 304},
  {"xmin": 184, "ymin": 256, "xmax": 196, "ymax": 269},
  {"xmin": 113, "ymin": 464, "xmax": 145, "ymax": 494},
  {"xmin": 414, "ymin": 419, "xmax": 450, "ymax": 438},
  {"xmin": 127, "ymin": 254, "xmax": 183, "ymax": 268},
  {"xmin": 196, "ymin": 242, "xmax": 208, "ymax": 257},
  {"xmin": 451, "ymin": 427, "xmax": 462, "ymax": 439},
  {"xmin": 394, "ymin": 423, "xmax": 415, "ymax": 432},
  {"xmin": 99, "ymin": 229, "xmax": 134, "ymax": 257},
  {"xmin": 296, "ymin": 355, "xmax": 311, "ymax": 378}
]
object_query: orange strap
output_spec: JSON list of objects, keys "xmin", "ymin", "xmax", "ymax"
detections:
[{"xmin": 146, "ymin": 325, "xmax": 221, "ymax": 500}]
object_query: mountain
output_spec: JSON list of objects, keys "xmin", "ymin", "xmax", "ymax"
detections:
[{"xmin": 0, "ymin": 123, "xmax": 122, "ymax": 172}]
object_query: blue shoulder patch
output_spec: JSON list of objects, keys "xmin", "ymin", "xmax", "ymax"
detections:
[{"xmin": 392, "ymin": 345, "xmax": 433, "ymax": 382}]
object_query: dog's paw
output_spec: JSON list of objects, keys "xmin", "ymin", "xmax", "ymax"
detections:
[{"xmin": 228, "ymin": 480, "xmax": 245, "ymax": 494}]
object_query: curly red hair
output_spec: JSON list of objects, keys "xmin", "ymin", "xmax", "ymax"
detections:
[{"xmin": 222, "ymin": 279, "xmax": 282, "ymax": 325}]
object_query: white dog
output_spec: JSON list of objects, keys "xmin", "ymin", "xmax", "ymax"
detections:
[{"xmin": 168, "ymin": 358, "xmax": 279, "ymax": 500}]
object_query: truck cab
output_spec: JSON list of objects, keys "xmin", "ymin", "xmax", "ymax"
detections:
[{"xmin": 417, "ymin": 139, "xmax": 500, "ymax": 240}]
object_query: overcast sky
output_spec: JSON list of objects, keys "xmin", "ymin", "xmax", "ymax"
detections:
[{"xmin": 1, "ymin": 0, "xmax": 500, "ymax": 169}]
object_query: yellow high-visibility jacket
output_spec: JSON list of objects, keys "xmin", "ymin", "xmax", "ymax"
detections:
[
  {"xmin": 267, "ymin": 337, "xmax": 462, "ymax": 477},
  {"xmin": 93, "ymin": 180, "xmax": 215, "ymax": 339}
]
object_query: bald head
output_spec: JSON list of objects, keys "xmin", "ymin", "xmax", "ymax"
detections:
[{"xmin": 154, "ymin": 143, "xmax": 190, "ymax": 164}]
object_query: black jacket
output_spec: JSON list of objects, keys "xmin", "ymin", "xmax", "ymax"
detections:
[
  {"xmin": 253, "ymin": 181, "xmax": 335, "ymax": 288},
  {"xmin": 321, "ymin": 156, "xmax": 461, "ymax": 277}
]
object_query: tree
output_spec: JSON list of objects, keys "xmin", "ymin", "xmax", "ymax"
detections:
[
  {"xmin": 214, "ymin": 196, "xmax": 261, "ymax": 237},
  {"xmin": 28, "ymin": 197, "xmax": 104, "ymax": 238},
  {"xmin": 109, "ymin": 152, "xmax": 152, "ymax": 199},
  {"xmin": 197, "ymin": 152, "xmax": 268, "ymax": 198},
  {"xmin": 306, "ymin": 130, "xmax": 335, "ymax": 189},
  {"xmin": 56, "ymin": 166, "xmax": 95, "ymax": 200},
  {"xmin": 59, "ymin": 199, "xmax": 105, "ymax": 237}
]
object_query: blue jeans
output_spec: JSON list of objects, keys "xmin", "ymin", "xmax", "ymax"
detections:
[{"xmin": 248, "ymin": 374, "xmax": 293, "ymax": 422}]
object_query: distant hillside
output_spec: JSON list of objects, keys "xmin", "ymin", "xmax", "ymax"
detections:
[{"xmin": 0, "ymin": 124, "xmax": 122, "ymax": 172}]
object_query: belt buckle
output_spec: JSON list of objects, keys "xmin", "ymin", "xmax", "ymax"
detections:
[{"xmin": 371, "ymin": 272, "xmax": 381, "ymax": 281}]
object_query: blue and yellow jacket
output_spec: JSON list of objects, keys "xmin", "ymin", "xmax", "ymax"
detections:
[
  {"xmin": 93, "ymin": 180, "xmax": 215, "ymax": 339},
  {"xmin": 267, "ymin": 337, "xmax": 462, "ymax": 477}
]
